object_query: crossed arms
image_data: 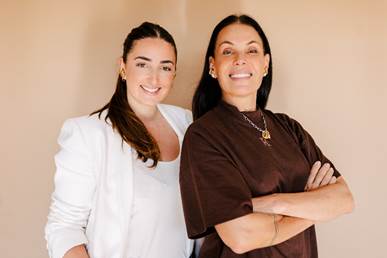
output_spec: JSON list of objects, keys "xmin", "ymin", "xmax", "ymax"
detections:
[{"xmin": 215, "ymin": 161, "xmax": 355, "ymax": 254}]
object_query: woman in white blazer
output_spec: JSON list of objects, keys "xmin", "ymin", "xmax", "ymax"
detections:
[{"xmin": 45, "ymin": 22, "xmax": 194, "ymax": 258}]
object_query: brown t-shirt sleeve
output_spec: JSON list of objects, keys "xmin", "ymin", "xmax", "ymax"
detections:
[
  {"xmin": 179, "ymin": 126, "xmax": 253, "ymax": 239},
  {"xmin": 277, "ymin": 113, "xmax": 341, "ymax": 178}
]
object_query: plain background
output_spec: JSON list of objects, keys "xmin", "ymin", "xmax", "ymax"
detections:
[{"xmin": 1, "ymin": 0, "xmax": 386, "ymax": 257}]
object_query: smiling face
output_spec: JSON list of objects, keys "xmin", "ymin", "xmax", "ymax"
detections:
[
  {"xmin": 120, "ymin": 37, "xmax": 176, "ymax": 107},
  {"xmin": 210, "ymin": 23, "xmax": 270, "ymax": 110}
]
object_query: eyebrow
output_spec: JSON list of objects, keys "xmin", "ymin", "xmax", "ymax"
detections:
[
  {"xmin": 218, "ymin": 40, "xmax": 234, "ymax": 47},
  {"xmin": 134, "ymin": 56, "xmax": 151, "ymax": 61},
  {"xmin": 218, "ymin": 40, "xmax": 261, "ymax": 47},
  {"xmin": 160, "ymin": 60, "xmax": 175, "ymax": 65},
  {"xmin": 134, "ymin": 56, "xmax": 174, "ymax": 65}
]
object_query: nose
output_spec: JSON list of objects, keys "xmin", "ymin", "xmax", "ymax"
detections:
[
  {"xmin": 149, "ymin": 68, "xmax": 160, "ymax": 85},
  {"xmin": 233, "ymin": 53, "xmax": 246, "ymax": 66}
]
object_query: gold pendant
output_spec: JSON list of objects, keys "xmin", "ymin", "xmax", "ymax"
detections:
[
  {"xmin": 262, "ymin": 130, "xmax": 271, "ymax": 140},
  {"xmin": 260, "ymin": 137, "xmax": 271, "ymax": 147}
]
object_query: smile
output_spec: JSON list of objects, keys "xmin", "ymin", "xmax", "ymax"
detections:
[
  {"xmin": 140, "ymin": 85, "xmax": 161, "ymax": 94},
  {"xmin": 229, "ymin": 73, "xmax": 253, "ymax": 79}
]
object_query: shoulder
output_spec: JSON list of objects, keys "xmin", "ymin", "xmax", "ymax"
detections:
[
  {"xmin": 66, "ymin": 111, "xmax": 110, "ymax": 131},
  {"xmin": 265, "ymin": 110, "xmax": 310, "ymax": 142},
  {"xmin": 59, "ymin": 111, "xmax": 113, "ymax": 146},
  {"xmin": 70, "ymin": 113, "xmax": 105, "ymax": 127},
  {"xmin": 184, "ymin": 108, "xmax": 220, "ymax": 142},
  {"xmin": 158, "ymin": 103, "xmax": 192, "ymax": 120},
  {"xmin": 263, "ymin": 109, "xmax": 290, "ymax": 122},
  {"xmin": 158, "ymin": 103, "xmax": 192, "ymax": 128},
  {"xmin": 265, "ymin": 109, "xmax": 300, "ymax": 128}
]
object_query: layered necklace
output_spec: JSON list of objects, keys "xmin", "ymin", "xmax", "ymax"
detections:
[{"xmin": 241, "ymin": 111, "xmax": 271, "ymax": 147}]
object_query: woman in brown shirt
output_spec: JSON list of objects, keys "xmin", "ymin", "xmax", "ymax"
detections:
[{"xmin": 180, "ymin": 14, "xmax": 354, "ymax": 258}]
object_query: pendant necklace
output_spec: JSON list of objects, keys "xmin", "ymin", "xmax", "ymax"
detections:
[{"xmin": 241, "ymin": 111, "xmax": 271, "ymax": 147}]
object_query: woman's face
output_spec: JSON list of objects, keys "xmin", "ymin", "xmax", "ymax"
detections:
[
  {"xmin": 121, "ymin": 37, "xmax": 176, "ymax": 107},
  {"xmin": 210, "ymin": 23, "xmax": 270, "ymax": 105}
]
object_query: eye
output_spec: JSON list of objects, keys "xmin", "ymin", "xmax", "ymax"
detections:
[
  {"xmin": 136, "ymin": 62, "xmax": 147, "ymax": 68},
  {"xmin": 248, "ymin": 48, "xmax": 259, "ymax": 54},
  {"xmin": 161, "ymin": 66, "xmax": 172, "ymax": 72},
  {"xmin": 222, "ymin": 49, "xmax": 233, "ymax": 55}
]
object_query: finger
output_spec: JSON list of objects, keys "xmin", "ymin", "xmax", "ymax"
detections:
[
  {"xmin": 311, "ymin": 163, "xmax": 331, "ymax": 189},
  {"xmin": 320, "ymin": 167, "xmax": 335, "ymax": 186},
  {"xmin": 329, "ymin": 176, "xmax": 337, "ymax": 184},
  {"xmin": 305, "ymin": 161, "xmax": 321, "ymax": 190}
]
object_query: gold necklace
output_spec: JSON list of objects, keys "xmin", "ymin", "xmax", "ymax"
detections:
[{"xmin": 241, "ymin": 111, "xmax": 271, "ymax": 146}]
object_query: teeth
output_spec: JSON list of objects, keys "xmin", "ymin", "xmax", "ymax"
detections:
[
  {"xmin": 229, "ymin": 73, "xmax": 252, "ymax": 79},
  {"xmin": 141, "ymin": 85, "xmax": 160, "ymax": 93}
]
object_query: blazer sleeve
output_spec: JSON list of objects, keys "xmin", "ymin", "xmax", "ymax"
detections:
[{"xmin": 45, "ymin": 118, "xmax": 96, "ymax": 258}]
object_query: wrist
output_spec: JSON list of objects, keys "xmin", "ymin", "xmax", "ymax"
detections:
[{"xmin": 252, "ymin": 193, "xmax": 286, "ymax": 214}]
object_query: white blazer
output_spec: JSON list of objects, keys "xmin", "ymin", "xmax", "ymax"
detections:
[{"xmin": 45, "ymin": 104, "xmax": 193, "ymax": 258}]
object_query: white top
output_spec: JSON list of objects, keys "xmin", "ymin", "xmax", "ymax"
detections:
[
  {"xmin": 45, "ymin": 104, "xmax": 194, "ymax": 258},
  {"xmin": 127, "ymin": 152, "xmax": 191, "ymax": 258}
]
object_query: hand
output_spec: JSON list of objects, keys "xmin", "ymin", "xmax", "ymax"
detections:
[{"xmin": 304, "ymin": 161, "xmax": 337, "ymax": 191}]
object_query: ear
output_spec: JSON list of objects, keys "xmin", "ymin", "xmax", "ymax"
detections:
[
  {"xmin": 208, "ymin": 56, "xmax": 217, "ymax": 78},
  {"xmin": 264, "ymin": 54, "xmax": 270, "ymax": 72},
  {"xmin": 118, "ymin": 57, "xmax": 127, "ymax": 80},
  {"xmin": 119, "ymin": 57, "xmax": 125, "ymax": 72},
  {"xmin": 209, "ymin": 56, "xmax": 215, "ymax": 71}
]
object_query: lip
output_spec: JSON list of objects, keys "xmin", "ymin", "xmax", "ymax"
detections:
[
  {"xmin": 229, "ymin": 72, "xmax": 253, "ymax": 79},
  {"xmin": 140, "ymin": 85, "xmax": 161, "ymax": 95}
]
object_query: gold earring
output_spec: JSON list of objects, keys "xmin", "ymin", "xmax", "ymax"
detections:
[
  {"xmin": 263, "ymin": 69, "xmax": 268, "ymax": 77},
  {"xmin": 120, "ymin": 69, "xmax": 126, "ymax": 81}
]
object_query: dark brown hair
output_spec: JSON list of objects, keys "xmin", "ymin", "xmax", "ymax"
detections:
[
  {"xmin": 193, "ymin": 14, "xmax": 272, "ymax": 120},
  {"xmin": 92, "ymin": 22, "xmax": 177, "ymax": 167}
]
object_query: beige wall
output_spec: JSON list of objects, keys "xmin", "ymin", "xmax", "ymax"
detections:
[{"xmin": 1, "ymin": 0, "xmax": 386, "ymax": 257}]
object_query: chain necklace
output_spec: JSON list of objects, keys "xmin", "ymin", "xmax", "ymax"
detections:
[{"xmin": 241, "ymin": 111, "xmax": 271, "ymax": 146}]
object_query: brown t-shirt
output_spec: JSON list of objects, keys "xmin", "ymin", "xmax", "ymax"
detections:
[{"xmin": 180, "ymin": 100, "xmax": 341, "ymax": 258}]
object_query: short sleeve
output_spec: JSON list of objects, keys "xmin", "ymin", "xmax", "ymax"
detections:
[
  {"xmin": 45, "ymin": 118, "xmax": 96, "ymax": 258},
  {"xmin": 278, "ymin": 114, "xmax": 341, "ymax": 178},
  {"xmin": 179, "ymin": 126, "xmax": 253, "ymax": 239}
]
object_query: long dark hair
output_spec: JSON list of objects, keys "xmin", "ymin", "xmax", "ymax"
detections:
[
  {"xmin": 92, "ymin": 22, "xmax": 177, "ymax": 167},
  {"xmin": 192, "ymin": 14, "xmax": 273, "ymax": 120}
]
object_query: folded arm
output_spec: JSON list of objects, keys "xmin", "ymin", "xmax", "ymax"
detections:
[
  {"xmin": 253, "ymin": 162, "xmax": 354, "ymax": 222},
  {"xmin": 215, "ymin": 212, "xmax": 313, "ymax": 254},
  {"xmin": 252, "ymin": 176, "xmax": 354, "ymax": 222},
  {"xmin": 215, "ymin": 161, "xmax": 354, "ymax": 254}
]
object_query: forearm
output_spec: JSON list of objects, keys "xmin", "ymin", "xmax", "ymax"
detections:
[
  {"xmin": 63, "ymin": 245, "xmax": 89, "ymax": 258},
  {"xmin": 253, "ymin": 178, "xmax": 354, "ymax": 221},
  {"xmin": 244, "ymin": 213, "xmax": 314, "ymax": 249},
  {"xmin": 272, "ymin": 216, "xmax": 314, "ymax": 246},
  {"xmin": 215, "ymin": 212, "xmax": 313, "ymax": 254}
]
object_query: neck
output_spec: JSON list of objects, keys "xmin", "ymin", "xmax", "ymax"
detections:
[
  {"xmin": 127, "ymin": 95, "xmax": 159, "ymax": 121},
  {"xmin": 222, "ymin": 94, "xmax": 257, "ymax": 112}
]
